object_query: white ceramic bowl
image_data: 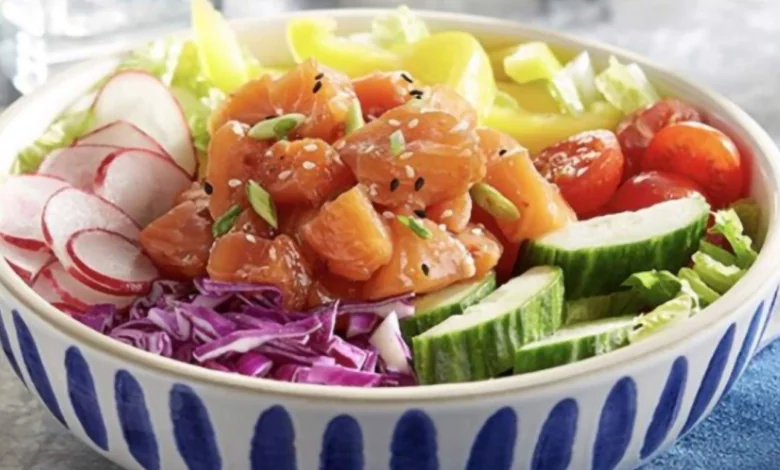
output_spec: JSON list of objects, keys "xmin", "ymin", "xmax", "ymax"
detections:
[{"xmin": 0, "ymin": 10, "xmax": 779, "ymax": 470}]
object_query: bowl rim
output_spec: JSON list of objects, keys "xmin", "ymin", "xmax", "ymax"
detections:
[{"xmin": 1, "ymin": 8, "xmax": 779, "ymax": 402}]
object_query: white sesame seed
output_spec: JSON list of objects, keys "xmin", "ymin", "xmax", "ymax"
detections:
[
  {"xmin": 408, "ymin": 118, "xmax": 419, "ymax": 129},
  {"xmin": 302, "ymin": 161, "xmax": 316, "ymax": 170},
  {"xmin": 382, "ymin": 211, "xmax": 395, "ymax": 219},
  {"xmin": 439, "ymin": 224, "xmax": 447, "ymax": 231},
  {"xmin": 265, "ymin": 150, "xmax": 273, "ymax": 158},
  {"xmin": 364, "ymin": 144, "xmax": 376, "ymax": 154},
  {"xmin": 278, "ymin": 170, "xmax": 292, "ymax": 181},
  {"xmin": 334, "ymin": 140, "xmax": 346, "ymax": 150},
  {"xmin": 440, "ymin": 209, "xmax": 453, "ymax": 219},
  {"xmin": 245, "ymin": 234, "xmax": 257, "ymax": 243},
  {"xmin": 388, "ymin": 119, "xmax": 401, "ymax": 127},
  {"xmin": 269, "ymin": 247, "xmax": 277, "ymax": 261},
  {"xmin": 303, "ymin": 143, "xmax": 318, "ymax": 152},
  {"xmin": 472, "ymin": 228, "xmax": 483, "ymax": 236},
  {"xmin": 399, "ymin": 152, "xmax": 413, "ymax": 160},
  {"xmin": 227, "ymin": 178, "xmax": 242, "ymax": 188},
  {"xmin": 404, "ymin": 165, "xmax": 415, "ymax": 178},
  {"xmin": 368, "ymin": 184, "xmax": 379, "ymax": 197}
]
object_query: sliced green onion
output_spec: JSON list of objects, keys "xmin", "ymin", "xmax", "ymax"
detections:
[
  {"xmin": 397, "ymin": 214, "xmax": 432, "ymax": 239},
  {"xmin": 345, "ymin": 99, "xmax": 365, "ymax": 135},
  {"xmin": 389, "ymin": 129, "xmax": 405, "ymax": 157},
  {"xmin": 212, "ymin": 204, "xmax": 242, "ymax": 238},
  {"xmin": 594, "ymin": 56, "xmax": 659, "ymax": 114},
  {"xmin": 247, "ymin": 180, "xmax": 278, "ymax": 229},
  {"xmin": 470, "ymin": 183, "xmax": 521, "ymax": 221},
  {"xmin": 248, "ymin": 113, "xmax": 306, "ymax": 141}
]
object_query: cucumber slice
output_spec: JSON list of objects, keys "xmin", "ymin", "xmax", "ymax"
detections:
[
  {"xmin": 519, "ymin": 197, "xmax": 709, "ymax": 299},
  {"xmin": 503, "ymin": 42, "xmax": 562, "ymax": 84},
  {"xmin": 513, "ymin": 315, "xmax": 634, "ymax": 374},
  {"xmin": 564, "ymin": 290, "xmax": 642, "ymax": 325},
  {"xmin": 678, "ymin": 267, "xmax": 720, "ymax": 307},
  {"xmin": 412, "ymin": 266, "xmax": 564, "ymax": 384},
  {"xmin": 402, "ymin": 272, "xmax": 497, "ymax": 340}
]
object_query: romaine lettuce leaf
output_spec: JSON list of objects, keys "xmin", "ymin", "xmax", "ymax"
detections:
[
  {"xmin": 678, "ymin": 267, "xmax": 720, "ymax": 307},
  {"xmin": 628, "ymin": 293, "xmax": 696, "ymax": 343},
  {"xmin": 692, "ymin": 251, "xmax": 745, "ymax": 294},
  {"xmin": 710, "ymin": 208, "xmax": 758, "ymax": 269}
]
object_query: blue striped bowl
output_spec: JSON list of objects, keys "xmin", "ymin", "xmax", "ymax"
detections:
[{"xmin": 0, "ymin": 10, "xmax": 779, "ymax": 470}]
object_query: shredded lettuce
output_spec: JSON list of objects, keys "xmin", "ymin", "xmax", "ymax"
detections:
[
  {"xmin": 730, "ymin": 199, "xmax": 762, "ymax": 245},
  {"xmin": 14, "ymin": 108, "xmax": 93, "ymax": 174},
  {"xmin": 710, "ymin": 208, "xmax": 758, "ymax": 269},
  {"xmin": 692, "ymin": 251, "xmax": 745, "ymax": 294},
  {"xmin": 594, "ymin": 56, "xmax": 659, "ymax": 114},
  {"xmin": 629, "ymin": 293, "xmax": 696, "ymax": 343},
  {"xmin": 698, "ymin": 240, "xmax": 738, "ymax": 267},
  {"xmin": 371, "ymin": 5, "xmax": 430, "ymax": 49},
  {"xmin": 547, "ymin": 73, "xmax": 583, "ymax": 116},
  {"xmin": 678, "ymin": 267, "xmax": 720, "ymax": 307}
]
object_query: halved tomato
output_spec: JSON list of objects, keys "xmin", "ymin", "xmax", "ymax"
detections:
[{"xmin": 606, "ymin": 171, "xmax": 707, "ymax": 213}]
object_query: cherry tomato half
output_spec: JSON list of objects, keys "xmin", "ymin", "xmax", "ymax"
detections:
[
  {"xmin": 616, "ymin": 98, "xmax": 701, "ymax": 180},
  {"xmin": 606, "ymin": 171, "xmax": 707, "ymax": 213},
  {"xmin": 533, "ymin": 129, "xmax": 624, "ymax": 218},
  {"xmin": 641, "ymin": 121, "xmax": 743, "ymax": 207}
]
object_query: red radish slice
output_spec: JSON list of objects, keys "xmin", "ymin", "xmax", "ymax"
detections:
[
  {"xmin": 0, "ymin": 238, "xmax": 53, "ymax": 283},
  {"xmin": 94, "ymin": 149, "xmax": 192, "ymax": 226},
  {"xmin": 74, "ymin": 120, "xmax": 169, "ymax": 158},
  {"xmin": 42, "ymin": 261, "xmax": 135, "ymax": 310},
  {"xmin": 66, "ymin": 229, "xmax": 158, "ymax": 293},
  {"xmin": 0, "ymin": 175, "xmax": 69, "ymax": 251},
  {"xmin": 31, "ymin": 263, "xmax": 66, "ymax": 304},
  {"xmin": 38, "ymin": 145, "xmax": 119, "ymax": 190},
  {"xmin": 42, "ymin": 187, "xmax": 140, "ymax": 271},
  {"xmin": 92, "ymin": 71, "xmax": 196, "ymax": 176}
]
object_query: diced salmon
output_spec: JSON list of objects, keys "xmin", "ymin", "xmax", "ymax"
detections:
[
  {"xmin": 478, "ymin": 128, "xmax": 576, "ymax": 242},
  {"xmin": 456, "ymin": 224, "xmax": 503, "ymax": 279},
  {"xmin": 232, "ymin": 208, "xmax": 275, "ymax": 239},
  {"xmin": 277, "ymin": 205, "xmax": 323, "ymax": 270},
  {"xmin": 353, "ymin": 71, "xmax": 416, "ymax": 120},
  {"xmin": 339, "ymin": 102, "xmax": 485, "ymax": 209},
  {"xmin": 419, "ymin": 85, "xmax": 478, "ymax": 129},
  {"xmin": 207, "ymin": 233, "xmax": 312, "ymax": 310},
  {"xmin": 174, "ymin": 181, "xmax": 209, "ymax": 209},
  {"xmin": 208, "ymin": 74, "xmax": 274, "ymax": 135},
  {"xmin": 302, "ymin": 186, "xmax": 392, "ymax": 281},
  {"xmin": 307, "ymin": 273, "xmax": 365, "ymax": 308},
  {"xmin": 363, "ymin": 218, "xmax": 476, "ymax": 300},
  {"xmin": 470, "ymin": 205, "xmax": 520, "ymax": 284},
  {"xmin": 140, "ymin": 200, "xmax": 213, "ymax": 280},
  {"xmin": 427, "ymin": 192, "xmax": 472, "ymax": 233}
]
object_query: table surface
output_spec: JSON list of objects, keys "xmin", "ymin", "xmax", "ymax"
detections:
[{"xmin": 1, "ymin": 0, "xmax": 778, "ymax": 468}]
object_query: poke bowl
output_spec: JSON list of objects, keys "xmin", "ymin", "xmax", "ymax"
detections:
[{"xmin": 0, "ymin": 4, "xmax": 778, "ymax": 470}]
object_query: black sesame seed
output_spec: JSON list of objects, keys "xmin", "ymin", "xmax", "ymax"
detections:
[
  {"xmin": 498, "ymin": 148, "xmax": 508, "ymax": 156},
  {"xmin": 421, "ymin": 263, "xmax": 430, "ymax": 276},
  {"xmin": 312, "ymin": 81, "xmax": 323, "ymax": 94},
  {"xmin": 410, "ymin": 89, "xmax": 424, "ymax": 97},
  {"xmin": 414, "ymin": 209, "xmax": 426, "ymax": 218},
  {"xmin": 390, "ymin": 178, "xmax": 400, "ymax": 192},
  {"xmin": 401, "ymin": 73, "xmax": 414, "ymax": 84},
  {"xmin": 203, "ymin": 182, "xmax": 213, "ymax": 195},
  {"xmin": 414, "ymin": 177, "xmax": 425, "ymax": 191},
  {"xmin": 314, "ymin": 72, "xmax": 325, "ymax": 80}
]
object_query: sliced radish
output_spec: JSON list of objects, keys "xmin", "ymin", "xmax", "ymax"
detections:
[
  {"xmin": 92, "ymin": 71, "xmax": 196, "ymax": 176},
  {"xmin": 42, "ymin": 187, "xmax": 140, "ymax": 270},
  {"xmin": 38, "ymin": 145, "xmax": 119, "ymax": 190},
  {"xmin": 66, "ymin": 229, "xmax": 158, "ymax": 294},
  {"xmin": 42, "ymin": 261, "xmax": 135, "ymax": 310},
  {"xmin": 31, "ymin": 263, "xmax": 66, "ymax": 304},
  {"xmin": 0, "ymin": 175, "xmax": 70, "ymax": 251},
  {"xmin": 0, "ymin": 238, "xmax": 53, "ymax": 283},
  {"xmin": 94, "ymin": 149, "xmax": 192, "ymax": 226},
  {"xmin": 74, "ymin": 120, "xmax": 169, "ymax": 158}
]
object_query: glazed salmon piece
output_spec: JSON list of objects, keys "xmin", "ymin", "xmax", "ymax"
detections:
[
  {"xmin": 232, "ymin": 208, "xmax": 275, "ymax": 239},
  {"xmin": 427, "ymin": 192, "xmax": 472, "ymax": 233},
  {"xmin": 419, "ymin": 85, "xmax": 479, "ymax": 129},
  {"xmin": 478, "ymin": 128, "xmax": 576, "ymax": 242},
  {"xmin": 353, "ymin": 71, "xmax": 416, "ymax": 120},
  {"xmin": 302, "ymin": 186, "xmax": 392, "ymax": 281},
  {"xmin": 174, "ymin": 181, "xmax": 209, "ymax": 209},
  {"xmin": 140, "ymin": 200, "xmax": 213, "ymax": 280},
  {"xmin": 208, "ymin": 74, "xmax": 274, "ymax": 134},
  {"xmin": 255, "ymin": 138, "xmax": 355, "ymax": 207},
  {"xmin": 470, "ymin": 205, "xmax": 520, "ymax": 284},
  {"xmin": 307, "ymin": 273, "xmax": 365, "ymax": 308},
  {"xmin": 207, "ymin": 233, "xmax": 312, "ymax": 310},
  {"xmin": 339, "ymin": 103, "xmax": 484, "ymax": 209},
  {"xmin": 363, "ymin": 218, "xmax": 476, "ymax": 300},
  {"xmin": 277, "ymin": 205, "xmax": 323, "ymax": 270},
  {"xmin": 456, "ymin": 224, "xmax": 503, "ymax": 279},
  {"xmin": 207, "ymin": 121, "xmax": 269, "ymax": 219}
]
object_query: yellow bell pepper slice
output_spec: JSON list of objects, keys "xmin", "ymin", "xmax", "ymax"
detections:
[
  {"xmin": 486, "ymin": 101, "xmax": 623, "ymax": 154},
  {"xmin": 402, "ymin": 32, "xmax": 496, "ymax": 121},
  {"xmin": 287, "ymin": 18, "xmax": 401, "ymax": 77},
  {"xmin": 496, "ymin": 81, "xmax": 560, "ymax": 114},
  {"xmin": 190, "ymin": 0, "xmax": 249, "ymax": 93}
]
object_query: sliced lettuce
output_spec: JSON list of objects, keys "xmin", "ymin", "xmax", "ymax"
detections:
[
  {"xmin": 710, "ymin": 208, "xmax": 758, "ymax": 269},
  {"xmin": 692, "ymin": 251, "xmax": 745, "ymax": 294},
  {"xmin": 678, "ymin": 267, "xmax": 720, "ymax": 307},
  {"xmin": 371, "ymin": 6, "xmax": 430, "ymax": 49},
  {"xmin": 730, "ymin": 199, "xmax": 762, "ymax": 246},
  {"xmin": 14, "ymin": 108, "xmax": 93, "ymax": 174},
  {"xmin": 698, "ymin": 240, "xmax": 738, "ymax": 267},
  {"xmin": 594, "ymin": 56, "xmax": 659, "ymax": 114},
  {"xmin": 628, "ymin": 293, "xmax": 696, "ymax": 343}
]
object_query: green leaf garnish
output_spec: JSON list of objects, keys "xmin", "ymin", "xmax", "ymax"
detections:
[
  {"xmin": 709, "ymin": 208, "xmax": 758, "ymax": 269},
  {"xmin": 247, "ymin": 180, "xmax": 278, "ymax": 229},
  {"xmin": 397, "ymin": 214, "xmax": 432, "ymax": 239},
  {"xmin": 212, "ymin": 204, "xmax": 243, "ymax": 238},
  {"xmin": 345, "ymin": 99, "xmax": 365, "ymax": 134},
  {"xmin": 470, "ymin": 183, "xmax": 521, "ymax": 221},
  {"xmin": 389, "ymin": 129, "xmax": 405, "ymax": 157},
  {"xmin": 249, "ymin": 113, "xmax": 307, "ymax": 141}
]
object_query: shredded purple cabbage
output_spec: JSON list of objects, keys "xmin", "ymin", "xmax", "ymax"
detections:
[{"xmin": 84, "ymin": 279, "xmax": 417, "ymax": 387}]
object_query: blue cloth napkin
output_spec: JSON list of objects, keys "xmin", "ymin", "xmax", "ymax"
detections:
[{"xmin": 644, "ymin": 340, "xmax": 780, "ymax": 470}]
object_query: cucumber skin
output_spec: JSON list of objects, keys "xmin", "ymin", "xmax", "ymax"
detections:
[
  {"xmin": 517, "ymin": 212, "xmax": 708, "ymax": 299},
  {"xmin": 401, "ymin": 273, "xmax": 497, "ymax": 341},
  {"xmin": 413, "ymin": 267, "xmax": 565, "ymax": 385},
  {"xmin": 564, "ymin": 290, "xmax": 642, "ymax": 325},
  {"xmin": 513, "ymin": 318, "xmax": 632, "ymax": 374}
]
